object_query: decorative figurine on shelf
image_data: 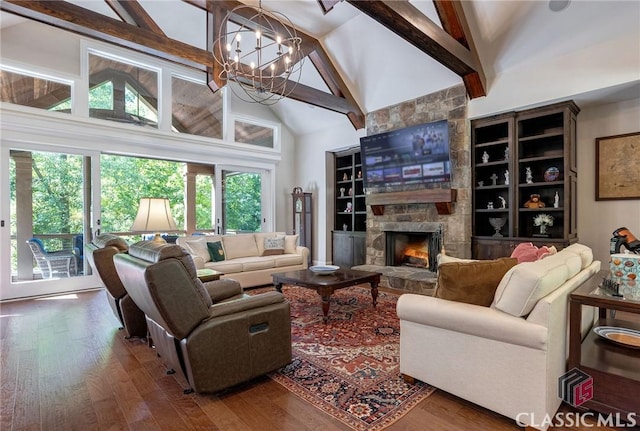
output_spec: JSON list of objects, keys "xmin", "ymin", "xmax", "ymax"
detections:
[
  {"xmin": 340, "ymin": 187, "xmax": 345, "ymax": 197},
  {"xmin": 533, "ymin": 213, "xmax": 554, "ymax": 237},
  {"xmin": 343, "ymin": 172, "xmax": 348, "ymax": 181},
  {"xmin": 524, "ymin": 194, "xmax": 546, "ymax": 208},
  {"xmin": 482, "ymin": 151, "xmax": 490, "ymax": 163},
  {"xmin": 554, "ymin": 191, "xmax": 560, "ymax": 208},
  {"xmin": 490, "ymin": 173, "xmax": 498, "ymax": 186},
  {"xmin": 498, "ymin": 196, "xmax": 507, "ymax": 209},
  {"xmin": 504, "ymin": 170, "xmax": 509, "ymax": 185},
  {"xmin": 504, "ymin": 146, "xmax": 509, "ymax": 160},
  {"xmin": 357, "ymin": 170, "xmax": 362, "ymax": 179},
  {"xmin": 525, "ymin": 167, "xmax": 533, "ymax": 184},
  {"xmin": 478, "ymin": 180, "xmax": 484, "ymax": 187},
  {"xmin": 345, "ymin": 202, "xmax": 353, "ymax": 212},
  {"xmin": 343, "ymin": 224, "xmax": 348, "ymax": 231},
  {"xmin": 348, "ymin": 187, "xmax": 353, "ymax": 196},
  {"xmin": 487, "ymin": 201, "xmax": 494, "ymax": 210}
]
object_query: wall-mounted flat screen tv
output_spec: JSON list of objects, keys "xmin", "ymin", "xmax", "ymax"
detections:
[{"xmin": 360, "ymin": 119, "xmax": 451, "ymax": 190}]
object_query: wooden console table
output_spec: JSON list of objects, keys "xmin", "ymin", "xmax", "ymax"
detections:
[{"xmin": 568, "ymin": 270, "xmax": 640, "ymax": 417}]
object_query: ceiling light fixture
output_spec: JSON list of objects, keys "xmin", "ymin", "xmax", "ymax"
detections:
[
  {"xmin": 549, "ymin": 0, "xmax": 571, "ymax": 12},
  {"xmin": 212, "ymin": 0, "xmax": 304, "ymax": 105}
]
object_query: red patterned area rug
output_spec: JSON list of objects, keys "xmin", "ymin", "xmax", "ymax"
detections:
[{"xmin": 253, "ymin": 284, "xmax": 434, "ymax": 430}]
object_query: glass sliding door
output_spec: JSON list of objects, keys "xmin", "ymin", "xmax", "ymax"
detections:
[
  {"xmin": 216, "ymin": 168, "xmax": 266, "ymax": 235},
  {"xmin": 3, "ymin": 148, "xmax": 97, "ymax": 300}
]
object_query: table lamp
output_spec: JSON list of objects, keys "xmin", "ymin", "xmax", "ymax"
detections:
[{"xmin": 131, "ymin": 198, "xmax": 177, "ymax": 243}]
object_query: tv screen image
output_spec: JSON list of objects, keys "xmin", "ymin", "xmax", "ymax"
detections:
[{"xmin": 360, "ymin": 119, "xmax": 451, "ymax": 190}]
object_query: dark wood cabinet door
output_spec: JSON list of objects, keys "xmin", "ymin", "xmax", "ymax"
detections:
[{"xmin": 333, "ymin": 232, "xmax": 354, "ymax": 268}]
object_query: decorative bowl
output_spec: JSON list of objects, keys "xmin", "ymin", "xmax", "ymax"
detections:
[{"xmin": 309, "ymin": 265, "xmax": 339, "ymax": 275}]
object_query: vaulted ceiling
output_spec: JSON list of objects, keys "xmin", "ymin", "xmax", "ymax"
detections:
[
  {"xmin": 1, "ymin": 0, "xmax": 639, "ymax": 136},
  {"xmin": 0, "ymin": 0, "xmax": 488, "ymax": 131}
]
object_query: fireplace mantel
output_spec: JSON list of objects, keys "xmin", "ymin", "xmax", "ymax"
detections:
[{"xmin": 366, "ymin": 189, "xmax": 457, "ymax": 215}]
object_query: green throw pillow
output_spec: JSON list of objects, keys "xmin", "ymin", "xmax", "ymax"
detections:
[{"xmin": 206, "ymin": 241, "xmax": 226, "ymax": 262}]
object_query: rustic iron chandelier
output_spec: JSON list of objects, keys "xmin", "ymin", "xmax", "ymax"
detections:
[{"xmin": 212, "ymin": 1, "xmax": 304, "ymax": 105}]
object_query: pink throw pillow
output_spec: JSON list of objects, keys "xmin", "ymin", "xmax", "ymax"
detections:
[
  {"xmin": 511, "ymin": 242, "xmax": 538, "ymax": 263},
  {"xmin": 511, "ymin": 243, "xmax": 558, "ymax": 263}
]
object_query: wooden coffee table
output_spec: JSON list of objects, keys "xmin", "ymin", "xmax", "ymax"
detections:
[
  {"xmin": 272, "ymin": 268, "xmax": 381, "ymax": 322},
  {"xmin": 196, "ymin": 268, "xmax": 223, "ymax": 282}
]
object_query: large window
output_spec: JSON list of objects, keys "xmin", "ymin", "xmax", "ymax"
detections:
[
  {"xmin": 234, "ymin": 119, "xmax": 275, "ymax": 148},
  {"xmin": 172, "ymin": 76, "xmax": 223, "ymax": 139},
  {"xmin": 0, "ymin": 68, "xmax": 72, "ymax": 112},
  {"xmin": 9, "ymin": 150, "xmax": 87, "ymax": 280},
  {"xmin": 221, "ymin": 170, "xmax": 262, "ymax": 233},
  {"xmin": 100, "ymin": 155, "xmax": 184, "ymax": 235},
  {"xmin": 88, "ymin": 53, "xmax": 158, "ymax": 127},
  {"xmin": 195, "ymin": 174, "xmax": 215, "ymax": 231}
]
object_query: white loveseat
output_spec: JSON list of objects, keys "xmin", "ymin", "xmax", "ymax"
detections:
[
  {"xmin": 176, "ymin": 232, "xmax": 309, "ymax": 288},
  {"xmin": 397, "ymin": 243, "xmax": 600, "ymax": 431}
]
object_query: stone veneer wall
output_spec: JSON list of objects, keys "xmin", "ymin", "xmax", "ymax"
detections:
[{"xmin": 364, "ymin": 84, "xmax": 471, "ymax": 262}]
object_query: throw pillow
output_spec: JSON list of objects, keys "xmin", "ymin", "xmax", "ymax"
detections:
[
  {"xmin": 185, "ymin": 237, "xmax": 211, "ymax": 263},
  {"xmin": 510, "ymin": 242, "xmax": 558, "ymax": 264},
  {"xmin": 206, "ymin": 241, "xmax": 226, "ymax": 262},
  {"xmin": 263, "ymin": 236, "xmax": 285, "ymax": 256},
  {"xmin": 284, "ymin": 234, "xmax": 299, "ymax": 254},
  {"xmin": 435, "ymin": 257, "xmax": 518, "ymax": 307}
]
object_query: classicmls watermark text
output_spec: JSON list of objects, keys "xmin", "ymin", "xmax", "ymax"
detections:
[
  {"xmin": 515, "ymin": 369, "xmax": 638, "ymax": 428},
  {"xmin": 515, "ymin": 412, "xmax": 638, "ymax": 428}
]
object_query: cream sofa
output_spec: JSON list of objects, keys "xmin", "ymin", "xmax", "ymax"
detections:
[
  {"xmin": 397, "ymin": 243, "xmax": 600, "ymax": 431},
  {"xmin": 176, "ymin": 232, "xmax": 309, "ymax": 288}
]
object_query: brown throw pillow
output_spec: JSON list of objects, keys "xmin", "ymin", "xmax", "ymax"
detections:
[{"xmin": 435, "ymin": 257, "xmax": 518, "ymax": 307}]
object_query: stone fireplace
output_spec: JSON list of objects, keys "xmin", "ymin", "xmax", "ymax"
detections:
[{"xmin": 351, "ymin": 84, "xmax": 472, "ymax": 295}]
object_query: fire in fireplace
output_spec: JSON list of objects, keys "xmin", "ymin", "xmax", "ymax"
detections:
[
  {"xmin": 385, "ymin": 230, "xmax": 442, "ymax": 271},
  {"xmin": 401, "ymin": 241, "xmax": 430, "ymax": 267}
]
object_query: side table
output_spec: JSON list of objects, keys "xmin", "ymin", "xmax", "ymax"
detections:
[
  {"xmin": 568, "ymin": 269, "xmax": 640, "ymax": 417},
  {"xmin": 196, "ymin": 268, "xmax": 223, "ymax": 283}
]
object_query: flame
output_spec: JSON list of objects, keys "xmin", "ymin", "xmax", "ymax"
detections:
[{"xmin": 402, "ymin": 241, "xmax": 429, "ymax": 266}]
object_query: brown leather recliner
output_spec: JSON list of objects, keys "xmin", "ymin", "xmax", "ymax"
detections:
[
  {"xmin": 85, "ymin": 234, "xmax": 147, "ymax": 339},
  {"xmin": 113, "ymin": 241, "xmax": 292, "ymax": 394}
]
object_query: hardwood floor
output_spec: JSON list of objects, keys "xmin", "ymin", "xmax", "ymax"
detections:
[{"xmin": 0, "ymin": 289, "xmax": 632, "ymax": 430}]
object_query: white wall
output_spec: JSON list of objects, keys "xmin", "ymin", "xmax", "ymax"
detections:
[
  {"xmin": 576, "ymin": 98, "xmax": 640, "ymax": 265},
  {"xmin": 0, "ymin": 21, "xmax": 80, "ymax": 75},
  {"xmin": 467, "ymin": 32, "xmax": 640, "ymax": 119},
  {"xmin": 295, "ymin": 122, "xmax": 366, "ymax": 264}
]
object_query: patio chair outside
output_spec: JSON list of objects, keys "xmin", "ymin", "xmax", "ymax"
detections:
[{"xmin": 26, "ymin": 238, "xmax": 77, "ymax": 278}]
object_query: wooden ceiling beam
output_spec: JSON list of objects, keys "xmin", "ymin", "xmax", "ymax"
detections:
[
  {"xmin": 345, "ymin": 0, "xmax": 486, "ymax": 99},
  {"xmin": 105, "ymin": 0, "xmax": 166, "ymax": 36},
  {"xmin": 0, "ymin": 0, "xmax": 211, "ymax": 72},
  {"xmin": 317, "ymin": 0, "xmax": 343, "ymax": 15},
  {"xmin": 433, "ymin": 0, "xmax": 486, "ymax": 98},
  {"xmin": 308, "ymin": 50, "xmax": 364, "ymax": 129},
  {"xmin": 206, "ymin": 4, "xmax": 226, "ymax": 91}
]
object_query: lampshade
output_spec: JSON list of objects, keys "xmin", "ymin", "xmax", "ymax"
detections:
[{"xmin": 131, "ymin": 198, "xmax": 178, "ymax": 243}]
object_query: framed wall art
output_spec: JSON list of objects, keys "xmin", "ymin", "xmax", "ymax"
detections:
[{"xmin": 595, "ymin": 132, "xmax": 640, "ymax": 200}]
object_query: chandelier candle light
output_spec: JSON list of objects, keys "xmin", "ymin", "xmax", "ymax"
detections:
[{"xmin": 212, "ymin": 0, "xmax": 304, "ymax": 105}]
